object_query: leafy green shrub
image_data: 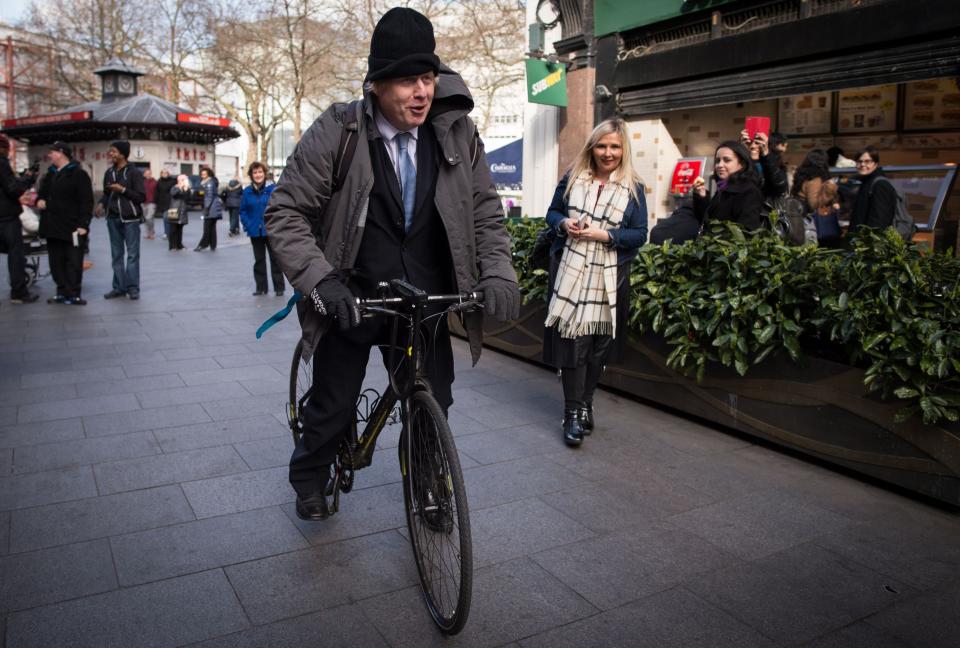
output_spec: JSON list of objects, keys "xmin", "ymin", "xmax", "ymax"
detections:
[
  {"xmin": 812, "ymin": 228, "xmax": 960, "ymax": 424},
  {"xmin": 505, "ymin": 216, "xmax": 959, "ymax": 425}
]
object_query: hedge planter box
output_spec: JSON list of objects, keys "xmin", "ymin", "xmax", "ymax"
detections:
[{"xmin": 456, "ymin": 305, "xmax": 960, "ymax": 506}]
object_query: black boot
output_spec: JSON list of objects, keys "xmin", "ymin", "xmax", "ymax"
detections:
[
  {"xmin": 580, "ymin": 403, "xmax": 594, "ymax": 435},
  {"xmin": 563, "ymin": 408, "xmax": 583, "ymax": 447}
]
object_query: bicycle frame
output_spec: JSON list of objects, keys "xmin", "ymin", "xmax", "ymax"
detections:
[{"xmin": 327, "ymin": 279, "xmax": 480, "ymax": 512}]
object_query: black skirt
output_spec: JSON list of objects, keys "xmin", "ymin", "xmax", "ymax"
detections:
[{"xmin": 541, "ymin": 252, "xmax": 631, "ymax": 368}]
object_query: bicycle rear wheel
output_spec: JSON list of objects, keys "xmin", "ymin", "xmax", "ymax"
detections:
[
  {"xmin": 287, "ymin": 339, "xmax": 313, "ymax": 445},
  {"xmin": 401, "ymin": 390, "xmax": 473, "ymax": 634}
]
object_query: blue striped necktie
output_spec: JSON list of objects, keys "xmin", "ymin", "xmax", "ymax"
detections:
[{"xmin": 396, "ymin": 132, "xmax": 416, "ymax": 232}]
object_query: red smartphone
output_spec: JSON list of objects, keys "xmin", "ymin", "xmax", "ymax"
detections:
[{"xmin": 745, "ymin": 116, "xmax": 771, "ymax": 140}]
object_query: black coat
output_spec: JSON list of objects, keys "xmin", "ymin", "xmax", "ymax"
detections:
[
  {"xmin": 693, "ymin": 175, "xmax": 764, "ymax": 231},
  {"xmin": 154, "ymin": 176, "xmax": 176, "ymax": 211},
  {"xmin": 99, "ymin": 163, "xmax": 145, "ymax": 221},
  {"xmin": 849, "ymin": 169, "xmax": 897, "ymax": 233},
  {"xmin": 37, "ymin": 162, "xmax": 94, "ymax": 241},
  {"xmin": 0, "ymin": 154, "xmax": 30, "ymax": 222},
  {"xmin": 758, "ymin": 151, "xmax": 788, "ymax": 201}
]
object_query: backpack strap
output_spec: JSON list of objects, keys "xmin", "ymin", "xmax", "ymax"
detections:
[
  {"xmin": 469, "ymin": 125, "xmax": 480, "ymax": 168},
  {"xmin": 331, "ymin": 100, "xmax": 362, "ymax": 192}
]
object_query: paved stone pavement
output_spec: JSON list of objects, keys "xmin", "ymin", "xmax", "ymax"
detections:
[{"xmin": 1, "ymin": 218, "xmax": 959, "ymax": 648}]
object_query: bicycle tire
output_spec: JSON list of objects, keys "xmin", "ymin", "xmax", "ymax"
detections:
[
  {"xmin": 401, "ymin": 390, "xmax": 473, "ymax": 634},
  {"xmin": 287, "ymin": 339, "xmax": 313, "ymax": 445}
]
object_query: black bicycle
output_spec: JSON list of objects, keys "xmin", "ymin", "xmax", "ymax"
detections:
[{"xmin": 287, "ymin": 279, "xmax": 480, "ymax": 635}]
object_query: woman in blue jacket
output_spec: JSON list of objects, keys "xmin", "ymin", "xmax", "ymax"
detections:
[
  {"xmin": 240, "ymin": 161, "xmax": 284, "ymax": 296},
  {"xmin": 543, "ymin": 118, "xmax": 648, "ymax": 447}
]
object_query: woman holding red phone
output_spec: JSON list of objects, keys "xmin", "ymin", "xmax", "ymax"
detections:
[
  {"xmin": 693, "ymin": 140, "xmax": 764, "ymax": 231},
  {"xmin": 542, "ymin": 119, "xmax": 648, "ymax": 447}
]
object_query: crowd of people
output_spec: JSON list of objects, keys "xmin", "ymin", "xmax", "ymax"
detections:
[
  {"xmin": 0, "ymin": 136, "xmax": 289, "ymax": 307},
  {"xmin": 0, "ymin": 6, "xmax": 917, "ymax": 485}
]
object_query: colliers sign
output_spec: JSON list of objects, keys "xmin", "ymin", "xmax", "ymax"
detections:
[{"xmin": 525, "ymin": 60, "xmax": 568, "ymax": 107}]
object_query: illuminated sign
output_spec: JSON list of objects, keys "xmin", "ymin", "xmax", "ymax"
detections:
[
  {"xmin": 176, "ymin": 113, "xmax": 231, "ymax": 128},
  {"xmin": 1, "ymin": 111, "xmax": 93, "ymax": 129}
]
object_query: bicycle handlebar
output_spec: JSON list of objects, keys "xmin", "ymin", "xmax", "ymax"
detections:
[{"xmin": 357, "ymin": 291, "xmax": 482, "ymax": 308}]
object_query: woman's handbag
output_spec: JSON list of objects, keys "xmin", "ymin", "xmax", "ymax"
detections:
[
  {"xmin": 167, "ymin": 207, "xmax": 180, "ymax": 222},
  {"xmin": 530, "ymin": 225, "xmax": 557, "ymax": 272}
]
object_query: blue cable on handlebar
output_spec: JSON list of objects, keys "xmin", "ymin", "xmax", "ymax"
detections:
[{"xmin": 256, "ymin": 291, "xmax": 303, "ymax": 339}]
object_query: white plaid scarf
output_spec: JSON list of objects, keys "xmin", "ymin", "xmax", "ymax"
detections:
[{"xmin": 545, "ymin": 174, "xmax": 628, "ymax": 339}]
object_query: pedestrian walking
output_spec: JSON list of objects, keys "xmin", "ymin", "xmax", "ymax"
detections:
[
  {"xmin": 167, "ymin": 174, "xmax": 192, "ymax": 251},
  {"xmin": 35, "ymin": 141, "xmax": 94, "ymax": 305},
  {"xmin": 848, "ymin": 146, "xmax": 898, "ymax": 235},
  {"xmin": 222, "ymin": 178, "xmax": 242, "ymax": 236},
  {"xmin": 264, "ymin": 6, "xmax": 519, "ymax": 521},
  {"xmin": 239, "ymin": 161, "xmax": 283, "ymax": 296},
  {"xmin": 0, "ymin": 133, "xmax": 39, "ymax": 304},
  {"xmin": 194, "ymin": 166, "xmax": 221, "ymax": 251},
  {"xmin": 142, "ymin": 168, "xmax": 157, "ymax": 239},
  {"xmin": 542, "ymin": 118, "xmax": 648, "ymax": 447},
  {"xmin": 96, "ymin": 140, "xmax": 145, "ymax": 300},
  {"xmin": 155, "ymin": 168, "xmax": 176, "ymax": 240}
]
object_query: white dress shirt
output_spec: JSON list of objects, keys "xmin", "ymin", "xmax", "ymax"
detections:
[{"xmin": 374, "ymin": 110, "xmax": 419, "ymax": 183}]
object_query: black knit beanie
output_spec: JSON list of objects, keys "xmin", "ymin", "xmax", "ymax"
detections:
[
  {"xmin": 366, "ymin": 8, "xmax": 440, "ymax": 82},
  {"xmin": 111, "ymin": 140, "xmax": 130, "ymax": 159}
]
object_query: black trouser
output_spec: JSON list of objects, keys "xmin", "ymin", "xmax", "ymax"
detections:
[
  {"xmin": 168, "ymin": 223, "xmax": 184, "ymax": 250},
  {"xmin": 250, "ymin": 236, "xmax": 284, "ymax": 292},
  {"xmin": 47, "ymin": 237, "xmax": 84, "ymax": 298},
  {"xmin": 289, "ymin": 316, "xmax": 454, "ymax": 498},
  {"xmin": 0, "ymin": 219, "xmax": 27, "ymax": 297},
  {"xmin": 560, "ymin": 334, "xmax": 613, "ymax": 410},
  {"xmin": 197, "ymin": 219, "xmax": 217, "ymax": 249}
]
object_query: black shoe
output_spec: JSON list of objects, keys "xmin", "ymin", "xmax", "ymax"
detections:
[
  {"xmin": 295, "ymin": 493, "xmax": 330, "ymax": 521},
  {"xmin": 10, "ymin": 292, "xmax": 39, "ymax": 304},
  {"xmin": 193, "ymin": 246, "xmax": 206, "ymax": 252},
  {"xmin": 103, "ymin": 289, "xmax": 125, "ymax": 299},
  {"xmin": 252, "ymin": 290, "xmax": 267, "ymax": 296},
  {"xmin": 580, "ymin": 403, "xmax": 594, "ymax": 434},
  {"xmin": 563, "ymin": 408, "xmax": 583, "ymax": 447},
  {"xmin": 127, "ymin": 291, "xmax": 140, "ymax": 301},
  {"xmin": 275, "ymin": 290, "xmax": 284, "ymax": 297},
  {"xmin": 47, "ymin": 295, "xmax": 65, "ymax": 304}
]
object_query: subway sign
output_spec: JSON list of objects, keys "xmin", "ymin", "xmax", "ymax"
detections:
[{"xmin": 525, "ymin": 59, "xmax": 568, "ymax": 107}]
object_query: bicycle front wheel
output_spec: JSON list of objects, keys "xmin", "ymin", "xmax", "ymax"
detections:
[
  {"xmin": 287, "ymin": 339, "xmax": 313, "ymax": 445},
  {"xmin": 401, "ymin": 389, "xmax": 473, "ymax": 634}
]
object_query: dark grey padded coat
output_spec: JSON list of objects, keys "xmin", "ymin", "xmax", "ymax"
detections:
[{"xmin": 264, "ymin": 66, "xmax": 516, "ymax": 362}]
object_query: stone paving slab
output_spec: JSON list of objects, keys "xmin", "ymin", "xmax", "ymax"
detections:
[
  {"xmin": 359, "ymin": 557, "xmax": 599, "ymax": 648},
  {"xmin": 10, "ymin": 430, "xmax": 161, "ymax": 475},
  {"xmin": 0, "ymin": 465, "xmax": 98, "ymax": 512},
  {"xmin": 0, "ymin": 538, "xmax": 117, "ymax": 614},
  {"xmin": 5, "ymin": 569, "xmax": 250, "ymax": 648},
  {"xmin": 8, "ymin": 485, "xmax": 196, "ymax": 553},
  {"xmin": 93, "ymin": 445, "xmax": 251, "ymax": 495},
  {"xmin": 225, "ymin": 530, "xmax": 419, "ymax": 625},
  {"xmin": 1, "ymin": 222, "xmax": 958, "ymax": 647},
  {"xmin": 111, "ymin": 506, "xmax": 308, "ymax": 586},
  {"xmin": 686, "ymin": 542, "xmax": 913, "ymax": 645}
]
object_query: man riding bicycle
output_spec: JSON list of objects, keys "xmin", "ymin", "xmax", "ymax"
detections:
[{"xmin": 265, "ymin": 7, "xmax": 519, "ymax": 521}]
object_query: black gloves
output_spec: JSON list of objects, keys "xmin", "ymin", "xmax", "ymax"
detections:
[
  {"xmin": 310, "ymin": 276, "xmax": 361, "ymax": 331},
  {"xmin": 475, "ymin": 276, "xmax": 521, "ymax": 322}
]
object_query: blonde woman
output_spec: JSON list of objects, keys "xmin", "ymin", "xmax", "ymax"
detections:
[
  {"xmin": 167, "ymin": 174, "xmax": 192, "ymax": 251},
  {"xmin": 543, "ymin": 118, "xmax": 648, "ymax": 447}
]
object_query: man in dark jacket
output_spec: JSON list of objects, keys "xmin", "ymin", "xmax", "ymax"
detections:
[
  {"xmin": 0, "ymin": 134, "xmax": 39, "ymax": 304},
  {"xmin": 36, "ymin": 142, "xmax": 94, "ymax": 305},
  {"xmin": 265, "ymin": 7, "xmax": 519, "ymax": 521},
  {"xmin": 154, "ymin": 169, "xmax": 176, "ymax": 240},
  {"xmin": 221, "ymin": 178, "xmax": 243, "ymax": 236},
  {"xmin": 95, "ymin": 140, "xmax": 145, "ymax": 300}
]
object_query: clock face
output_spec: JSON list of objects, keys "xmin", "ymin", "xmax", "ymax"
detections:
[
  {"xmin": 103, "ymin": 76, "xmax": 117, "ymax": 92},
  {"xmin": 118, "ymin": 76, "xmax": 134, "ymax": 93}
]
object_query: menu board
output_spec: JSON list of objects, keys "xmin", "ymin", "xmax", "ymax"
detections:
[
  {"xmin": 836, "ymin": 84, "xmax": 898, "ymax": 133},
  {"xmin": 778, "ymin": 92, "xmax": 832, "ymax": 135},
  {"xmin": 904, "ymin": 78, "xmax": 960, "ymax": 130}
]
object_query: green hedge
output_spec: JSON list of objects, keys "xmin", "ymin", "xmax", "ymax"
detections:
[{"xmin": 506, "ymin": 218, "xmax": 960, "ymax": 424}]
